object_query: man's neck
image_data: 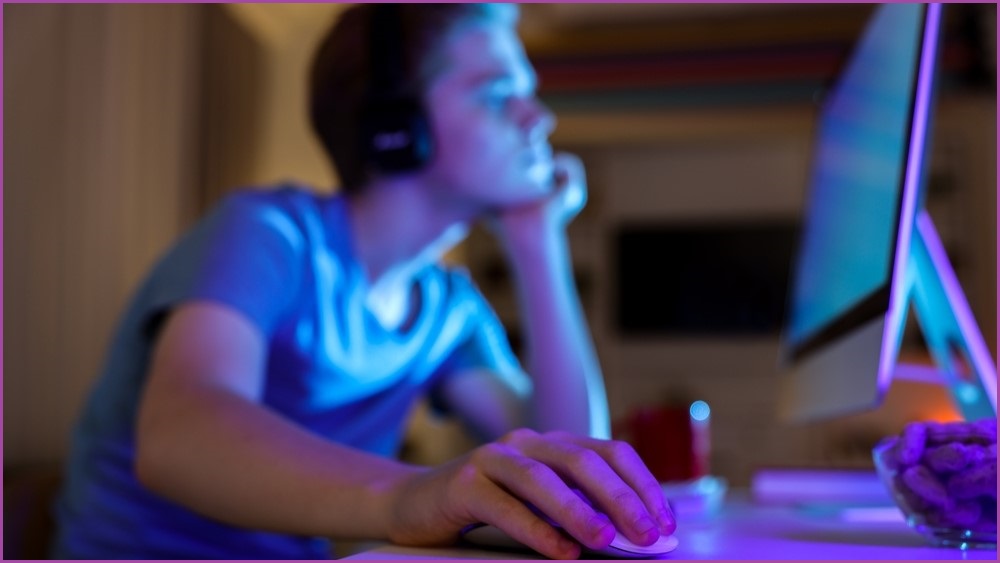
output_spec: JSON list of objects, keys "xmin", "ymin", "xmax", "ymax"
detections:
[{"xmin": 344, "ymin": 178, "xmax": 471, "ymax": 292}]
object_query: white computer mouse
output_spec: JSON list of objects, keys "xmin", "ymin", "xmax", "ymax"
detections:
[
  {"xmin": 600, "ymin": 531, "xmax": 679, "ymax": 557},
  {"xmin": 461, "ymin": 522, "xmax": 679, "ymax": 559}
]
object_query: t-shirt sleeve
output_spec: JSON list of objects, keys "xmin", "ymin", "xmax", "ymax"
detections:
[
  {"xmin": 144, "ymin": 192, "xmax": 306, "ymax": 338},
  {"xmin": 427, "ymin": 268, "xmax": 530, "ymax": 414}
]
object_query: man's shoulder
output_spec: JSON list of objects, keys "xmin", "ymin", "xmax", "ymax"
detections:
[
  {"xmin": 216, "ymin": 184, "xmax": 333, "ymax": 216},
  {"xmin": 206, "ymin": 184, "xmax": 350, "ymax": 244}
]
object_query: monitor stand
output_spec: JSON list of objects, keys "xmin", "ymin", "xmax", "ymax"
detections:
[{"xmin": 894, "ymin": 209, "xmax": 997, "ymax": 421}]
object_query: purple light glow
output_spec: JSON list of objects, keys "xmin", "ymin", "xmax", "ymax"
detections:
[
  {"xmin": 877, "ymin": 2, "xmax": 941, "ymax": 398},
  {"xmin": 839, "ymin": 506, "xmax": 906, "ymax": 524}
]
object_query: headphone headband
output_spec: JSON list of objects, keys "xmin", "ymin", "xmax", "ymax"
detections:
[{"xmin": 362, "ymin": 4, "xmax": 433, "ymax": 174}]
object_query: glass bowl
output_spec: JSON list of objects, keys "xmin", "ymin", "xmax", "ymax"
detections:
[{"xmin": 872, "ymin": 426, "xmax": 997, "ymax": 550}]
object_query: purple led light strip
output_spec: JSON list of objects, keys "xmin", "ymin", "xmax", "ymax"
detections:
[{"xmin": 877, "ymin": 2, "xmax": 941, "ymax": 395}]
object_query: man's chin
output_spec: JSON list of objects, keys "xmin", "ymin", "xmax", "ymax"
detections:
[
  {"xmin": 510, "ymin": 186, "xmax": 553, "ymax": 207},
  {"xmin": 498, "ymin": 186, "xmax": 556, "ymax": 214}
]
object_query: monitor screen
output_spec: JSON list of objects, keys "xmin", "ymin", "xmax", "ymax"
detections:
[
  {"xmin": 785, "ymin": 4, "xmax": 925, "ymax": 360},
  {"xmin": 778, "ymin": 3, "xmax": 939, "ymax": 421}
]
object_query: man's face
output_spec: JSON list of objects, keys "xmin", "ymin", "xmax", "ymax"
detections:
[{"xmin": 421, "ymin": 22, "xmax": 555, "ymax": 215}]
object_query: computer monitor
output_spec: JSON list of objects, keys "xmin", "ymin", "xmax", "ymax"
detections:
[{"xmin": 777, "ymin": 3, "xmax": 997, "ymax": 423}]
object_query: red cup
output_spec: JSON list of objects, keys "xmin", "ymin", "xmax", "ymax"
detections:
[{"xmin": 618, "ymin": 402, "xmax": 710, "ymax": 483}]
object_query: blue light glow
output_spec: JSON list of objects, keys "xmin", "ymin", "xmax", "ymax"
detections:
[
  {"xmin": 956, "ymin": 383, "xmax": 981, "ymax": 405},
  {"xmin": 689, "ymin": 400, "xmax": 711, "ymax": 422},
  {"xmin": 786, "ymin": 4, "xmax": 923, "ymax": 347}
]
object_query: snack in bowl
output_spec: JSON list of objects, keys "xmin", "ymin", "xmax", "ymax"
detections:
[{"xmin": 872, "ymin": 418, "xmax": 997, "ymax": 549}]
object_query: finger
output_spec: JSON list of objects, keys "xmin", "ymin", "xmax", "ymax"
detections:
[
  {"xmin": 509, "ymin": 432, "xmax": 665, "ymax": 546},
  {"xmin": 468, "ymin": 445, "xmax": 583, "ymax": 559},
  {"xmin": 558, "ymin": 432, "xmax": 676, "ymax": 536},
  {"xmin": 478, "ymin": 442, "xmax": 615, "ymax": 550},
  {"xmin": 552, "ymin": 153, "xmax": 587, "ymax": 219},
  {"xmin": 559, "ymin": 179, "xmax": 586, "ymax": 219},
  {"xmin": 468, "ymin": 487, "xmax": 580, "ymax": 559}
]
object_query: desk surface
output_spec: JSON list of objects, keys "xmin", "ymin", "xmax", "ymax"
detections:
[{"xmin": 345, "ymin": 492, "xmax": 996, "ymax": 560}]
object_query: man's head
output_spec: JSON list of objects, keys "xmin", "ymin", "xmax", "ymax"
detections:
[{"xmin": 309, "ymin": 3, "xmax": 520, "ymax": 193}]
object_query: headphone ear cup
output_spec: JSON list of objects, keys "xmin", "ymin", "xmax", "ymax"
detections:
[
  {"xmin": 362, "ymin": 4, "xmax": 433, "ymax": 175},
  {"xmin": 362, "ymin": 97, "xmax": 433, "ymax": 173}
]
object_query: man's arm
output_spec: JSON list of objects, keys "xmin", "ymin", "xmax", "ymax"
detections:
[
  {"xmin": 137, "ymin": 300, "xmax": 671, "ymax": 558},
  {"xmin": 490, "ymin": 152, "xmax": 611, "ymax": 438},
  {"xmin": 502, "ymin": 224, "xmax": 610, "ymax": 438},
  {"xmin": 135, "ymin": 301, "xmax": 421, "ymax": 539}
]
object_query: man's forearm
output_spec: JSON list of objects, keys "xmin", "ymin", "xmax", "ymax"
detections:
[
  {"xmin": 502, "ymin": 230, "xmax": 611, "ymax": 438},
  {"xmin": 136, "ymin": 384, "xmax": 424, "ymax": 539}
]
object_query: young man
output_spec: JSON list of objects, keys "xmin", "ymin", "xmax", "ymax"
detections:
[{"xmin": 51, "ymin": 4, "xmax": 675, "ymax": 559}]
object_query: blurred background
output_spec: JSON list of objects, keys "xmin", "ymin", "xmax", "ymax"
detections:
[{"xmin": 4, "ymin": 3, "xmax": 996, "ymax": 492}]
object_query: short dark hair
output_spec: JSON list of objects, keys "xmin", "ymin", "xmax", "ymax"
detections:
[{"xmin": 308, "ymin": 3, "xmax": 518, "ymax": 193}]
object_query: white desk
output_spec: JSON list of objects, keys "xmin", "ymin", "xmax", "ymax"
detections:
[{"xmin": 345, "ymin": 492, "xmax": 996, "ymax": 560}]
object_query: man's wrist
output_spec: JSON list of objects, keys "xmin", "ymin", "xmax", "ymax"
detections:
[
  {"xmin": 374, "ymin": 462, "xmax": 431, "ymax": 543},
  {"xmin": 500, "ymin": 226, "xmax": 568, "ymax": 273}
]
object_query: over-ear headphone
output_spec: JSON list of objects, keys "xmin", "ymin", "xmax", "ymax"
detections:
[{"xmin": 361, "ymin": 4, "xmax": 433, "ymax": 174}]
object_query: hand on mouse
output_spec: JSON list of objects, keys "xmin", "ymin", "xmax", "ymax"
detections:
[{"xmin": 384, "ymin": 428, "xmax": 676, "ymax": 560}]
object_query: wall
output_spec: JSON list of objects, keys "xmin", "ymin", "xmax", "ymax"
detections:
[
  {"xmin": 217, "ymin": 3, "xmax": 344, "ymax": 193},
  {"xmin": 3, "ymin": 3, "xmax": 348, "ymax": 467},
  {"xmin": 4, "ymin": 4, "xmax": 202, "ymax": 464}
]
